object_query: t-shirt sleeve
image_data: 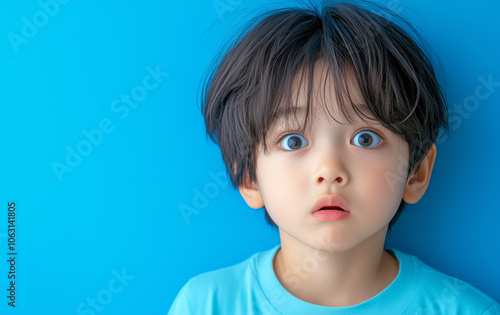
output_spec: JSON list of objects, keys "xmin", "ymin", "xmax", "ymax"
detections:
[{"xmin": 168, "ymin": 281, "xmax": 193, "ymax": 315}]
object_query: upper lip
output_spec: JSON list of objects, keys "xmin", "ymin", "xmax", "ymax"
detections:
[{"xmin": 312, "ymin": 195, "xmax": 350, "ymax": 213}]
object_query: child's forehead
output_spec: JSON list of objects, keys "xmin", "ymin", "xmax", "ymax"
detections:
[{"xmin": 274, "ymin": 61, "xmax": 376, "ymax": 125}]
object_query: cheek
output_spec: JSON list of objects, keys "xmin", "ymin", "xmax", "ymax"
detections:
[
  {"xmin": 255, "ymin": 156, "xmax": 308, "ymax": 215},
  {"xmin": 354, "ymin": 154, "xmax": 407, "ymax": 213}
]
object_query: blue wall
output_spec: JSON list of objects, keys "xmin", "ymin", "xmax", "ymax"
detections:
[{"xmin": 0, "ymin": 0, "xmax": 498, "ymax": 314}]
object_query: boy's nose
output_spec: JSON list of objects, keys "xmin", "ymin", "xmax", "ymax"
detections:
[{"xmin": 313, "ymin": 150, "xmax": 349, "ymax": 187}]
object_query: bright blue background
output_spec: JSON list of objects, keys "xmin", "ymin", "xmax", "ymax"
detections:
[{"xmin": 0, "ymin": 0, "xmax": 498, "ymax": 314}]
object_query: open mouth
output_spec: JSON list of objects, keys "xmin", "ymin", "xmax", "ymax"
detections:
[
  {"xmin": 312, "ymin": 195, "xmax": 350, "ymax": 215},
  {"xmin": 312, "ymin": 195, "xmax": 350, "ymax": 220}
]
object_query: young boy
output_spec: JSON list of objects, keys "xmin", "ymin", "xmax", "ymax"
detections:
[{"xmin": 169, "ymin": 1, "xmax": 500, "ymax": 314}]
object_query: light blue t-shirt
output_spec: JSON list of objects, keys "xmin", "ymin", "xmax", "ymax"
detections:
[{"xmin": 168, "ymin": 246, "xmax": 500, "ymax": 314}]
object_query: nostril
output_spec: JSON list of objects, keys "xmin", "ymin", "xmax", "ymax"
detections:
[
  {"xmin": 317, "ymin": 176, "xmax": 344, "ymax": 184},
  {"xmin": 318, "ymin": 176, "xmax": 343, "ymax": 184}
]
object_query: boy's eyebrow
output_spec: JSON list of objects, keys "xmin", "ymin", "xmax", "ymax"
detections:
[
  {"xmin": 267, "ymin": 106, "xmax": 306, "ymax": 138},
  {"xmin": 272, "ymin": 103, "xmax": 378, "ymax": 127}
]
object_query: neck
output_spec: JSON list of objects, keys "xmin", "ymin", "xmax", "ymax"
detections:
[{"xmin": 273, "ymin": 228, "xmax": 399, "ymax": 307}]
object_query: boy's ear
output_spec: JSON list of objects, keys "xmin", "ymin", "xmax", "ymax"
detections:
[
  {"xmin": 238, "ymin": 172, "xmax": 264, "ymax": 209},
  {"xmin": 403, "ymin": 143, "xmax": 437, "ymax": 204}
]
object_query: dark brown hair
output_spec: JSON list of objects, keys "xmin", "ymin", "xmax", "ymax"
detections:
[{"xmin": 202, "ymin": 1, "xmax": 448, "ymax": 228}]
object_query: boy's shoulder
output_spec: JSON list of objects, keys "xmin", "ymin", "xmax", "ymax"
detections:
[
  {"xmin": 186, "ymin": 247, "xmax": 264, "ymax": 290},
  {"xmin": 391, "ymin": 249, "xmax": 500, "ymax": 314},
  {"xmin": 168, "ymin": 246, "xmax": 278, "ymax": 315}
]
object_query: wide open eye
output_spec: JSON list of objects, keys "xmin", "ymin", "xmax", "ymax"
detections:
[
  {"xmin": 280, "ymin": 134, "xmax": 308, "ymax": 151},
  {"xmin": 352, "ymin": 130, "xmax": 381, "ymax": 148}
]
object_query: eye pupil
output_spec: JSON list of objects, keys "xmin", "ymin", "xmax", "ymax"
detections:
[
  {"xmin": 358, "ymin": 133, "xmax": 373, "ymax": 147},
  {"xmin": 287, "ymin": 136, "xmax": 302, "ymax": 149}
]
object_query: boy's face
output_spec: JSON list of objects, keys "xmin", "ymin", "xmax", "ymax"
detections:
[{"xmin": 244, "ymin": 63, "xmax": 413, "ymax": 252}]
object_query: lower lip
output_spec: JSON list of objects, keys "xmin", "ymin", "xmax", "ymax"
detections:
[{"xmin": 312, "ymin": 210, "xmax": 350, "ymax": 221}]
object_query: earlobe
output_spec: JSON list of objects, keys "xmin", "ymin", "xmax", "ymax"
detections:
[
  {"xmin": 403, "ymin": 143, "xmax": 437, "ymax": 204},
  {"xmin": 238, "ymin": 173, "xmax": 264, "ymax": 209}
]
